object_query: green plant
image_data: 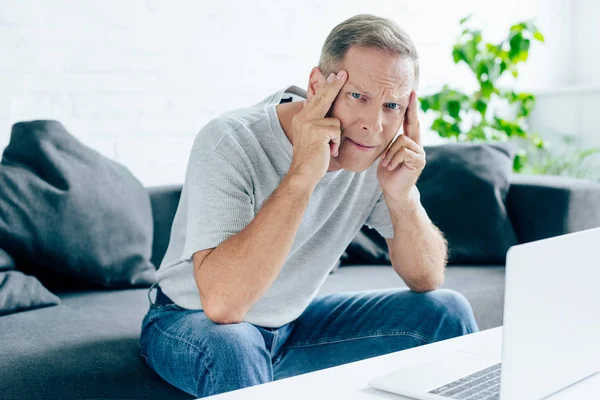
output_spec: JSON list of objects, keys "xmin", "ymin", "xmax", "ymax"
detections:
[
  {"xmin": 419, "ymin": 15, "xmax": 545, "ymax": 171},
  {"xmin": 523, "ymin": 136, "xmax": 600, "ymax": 181}
]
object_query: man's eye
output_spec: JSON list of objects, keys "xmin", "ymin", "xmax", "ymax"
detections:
[
  {"xmin": 350, "ymin": 92, "xmax": 361, "ymax": 99},
  {"xmin": 386, "ymin": 103, "xmax": 399, "ymax": 110}
]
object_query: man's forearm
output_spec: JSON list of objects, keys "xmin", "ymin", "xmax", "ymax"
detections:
[
  {"xmin": 385, "ymin": 193, "xmax": 447, "ymax": 292},
  {"xmin": 196, "ymin": 173, "xmax": 315, "ymax": 323}
]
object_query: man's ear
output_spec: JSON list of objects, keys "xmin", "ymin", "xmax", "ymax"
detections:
[{"xmin": 307, "ymin": 66, "xmax": 326, "ymax": 99}]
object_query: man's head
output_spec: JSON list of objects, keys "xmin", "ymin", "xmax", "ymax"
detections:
[{"xmin": 309, "ymin": 14, "xmax": 419, "ymax": 173}]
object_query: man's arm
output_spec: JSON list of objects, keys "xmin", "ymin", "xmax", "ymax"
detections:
[
  {"xmin": 194, "ymin": 173, "xmax": 315, "ymax": 325},
  {"xmin": 384, "ymin": 193, "xmax": 447, "ymax": 292},
  {"xmin": 375, "ymin": 89, "xmax": 446, "ymax": 293}
]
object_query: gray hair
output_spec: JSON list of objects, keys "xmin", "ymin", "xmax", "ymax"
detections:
[{"xmin": 318, "ymin": 14, "xmax": 419, "ymax": 89}]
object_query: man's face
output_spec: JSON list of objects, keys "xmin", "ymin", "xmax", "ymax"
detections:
[{"xmin": 311, "ymin": 46, "xmax": 415, "ymax": 173}]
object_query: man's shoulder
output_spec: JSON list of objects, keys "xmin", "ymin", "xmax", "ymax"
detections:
[{"xmin": 191, "ymin": 101, "xmax": 272, "ymax": 152}]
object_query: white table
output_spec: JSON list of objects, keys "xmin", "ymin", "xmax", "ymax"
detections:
[{"xmin": 203, "ymin": 327, "xmax": 600, "ymax": 399}]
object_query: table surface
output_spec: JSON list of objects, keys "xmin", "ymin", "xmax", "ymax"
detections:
[{"xmin": 202, "ymin": 326, "xmax": 600, "ymax": 399}]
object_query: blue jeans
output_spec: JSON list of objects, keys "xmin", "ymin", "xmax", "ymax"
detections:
[{"xmin": 138, "ymin": 282, "xmax": 479, "ymax": 398}]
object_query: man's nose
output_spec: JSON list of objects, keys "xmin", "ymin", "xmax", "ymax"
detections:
[{"xmin": 359, "ymin": 105, "xmax": 383, "ymax": 135}]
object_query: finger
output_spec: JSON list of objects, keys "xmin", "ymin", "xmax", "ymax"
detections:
[
  {"xmin": 381, "ymin": 135, "xmax": 422, "ymax": 167},
  {"xmin": 313, "ymin": 119, "xmax": 341, "ymax": 156},
  {"xmin": 304, "ymin": 70, "xmax": 348, "ymax": 119},
  {"xmin": 313, "ymin": 118, "xmax": 341, "ymax": 128},
  {"xmin": 327, "ymin": 127, "xmax": 341, "ymax": 156},
  {"xmin": 386, "ymin": 148, "xmax": 423, "ymax": 171},
  {"xmin": 331, "ymin": 136, "xmax": 340, "ymax": 156},
  {"xmin": 403, "ymin": 91, "xmax": 422, "ymax": 146},
  {"xmin": 393, "ymin": 134, "xmax": 424, "ymax": 156}
]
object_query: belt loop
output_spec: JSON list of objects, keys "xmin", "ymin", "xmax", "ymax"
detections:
[{"xmin": 147, "ymin": 282, "xmax": 158, "ymax": 306}]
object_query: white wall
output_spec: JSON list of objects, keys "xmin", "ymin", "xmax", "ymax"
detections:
[
  {"xmin": 0, "ymin": 0, "xmax": 576, "ymax": 186},
  {"xmin": 527, "ymin": 0, "xmax": 600, "ymax": 149},
  {"xmin": 572, "ymin": 0, "xmax": 600, "ymax": 86}
]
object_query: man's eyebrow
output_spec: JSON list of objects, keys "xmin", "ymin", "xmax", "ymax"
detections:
[
  {"xmin": 346, "ymin": 80, "xmax": 404, "ymax": 104},
  {"xmin": 346, "ymin": 80, "xmax": 370, "ymax": 94}
]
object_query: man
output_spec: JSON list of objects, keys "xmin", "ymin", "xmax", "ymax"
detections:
[{"xmin": 139, "ymin": 13, "xmax": 478, "ymax": 398}]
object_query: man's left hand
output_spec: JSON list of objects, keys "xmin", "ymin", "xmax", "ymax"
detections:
[{"xmin": 377, "ymin": 90, "xmax": 426, "ymax": 201}]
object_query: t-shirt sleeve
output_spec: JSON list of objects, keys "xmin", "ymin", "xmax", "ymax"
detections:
[
  {"xmin": 364, "ymin": 186, "xmax": 430, "ymax": 240},
  {"xmin": 181, "ymin": 136, "xmax": 255, "ymax": 260}
]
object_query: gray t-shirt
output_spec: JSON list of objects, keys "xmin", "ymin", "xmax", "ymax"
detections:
[{"xmin": 156, "ymin": 85, "xmax": 428, "ymax": 328}]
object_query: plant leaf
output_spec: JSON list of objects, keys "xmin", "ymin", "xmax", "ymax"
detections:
[
  {"xmin": 533, "ymin": 31, "xmax": 545, "ymax": 42},
  {"xmin": 460, "ymin": 14, "xmax": 473, "ymax": 25}
]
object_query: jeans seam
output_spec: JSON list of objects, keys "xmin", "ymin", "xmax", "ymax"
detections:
[
  {"xmin": 284, "ymin": 330, "xmax": 430, "ymax": 349},
  {"xmin": 149, "ymin": 317, "xmax": 215, "ymax": 394}
]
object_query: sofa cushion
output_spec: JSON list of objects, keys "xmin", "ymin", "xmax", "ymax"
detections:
[
  {"xmin": 0, "ymin": 287, "xmax": 193, "ymax": 400},
  {"xmin": 0, "ymin": 120, "xmax": 156, "ymax": 290}
]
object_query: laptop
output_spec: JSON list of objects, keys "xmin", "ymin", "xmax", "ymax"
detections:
[{"xmin": 369, "ymin": 227, "xmax": 600, "ymax": 399}]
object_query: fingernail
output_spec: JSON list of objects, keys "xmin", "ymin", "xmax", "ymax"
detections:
[
  {"xmin": 327, "ymin": 73, "xmax": 335, "ymax": 82},
  {"xmin": 382, "ymin": 158, "xmax": 388, "ymax": 167},
  {"xmin": 336, "ymin": 70, "xmax": 346, "ymax": 80}
]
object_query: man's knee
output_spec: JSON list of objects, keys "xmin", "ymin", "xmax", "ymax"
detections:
[
  {"xmin": 197, "ymin": 321, "xmax": 273, "ymax": 395},
  {"xmin": 419, "ymin": 289, "xmax": 479, "ymax": 336},
  {"xmin": 200, "ymin": 321, "xmax": 272, "ymax": 372}
]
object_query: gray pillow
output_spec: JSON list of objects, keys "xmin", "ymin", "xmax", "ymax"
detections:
[
  {"xmin": 0, "ymin": 271, "xmax": 61, "ymax": 316},
  {"xmin": 0, "ymin": 120, "xmax": 156, "ymax": 290},
  {"xmin": 0, "ymin": 249, "xmax": 60, "ymax": 316},
  {"xmin": 417, "ymin": 143, "xmax": 518, "ymax": 264},
  {"xmin": 0, "ymin": 248, "xmax": 15, "ymax": 272}
]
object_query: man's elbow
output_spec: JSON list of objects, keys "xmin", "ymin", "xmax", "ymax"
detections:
[
  {"xmin": 198, "ymin": 285, "xmax": 248, "ymax": 324},
  {"xmin": 202, "ymin": 301, "xmax": 246, "ymax": 325},
  {"xmin": 408, "ymin": 272, "xmax": 445, "ymax": 293}
]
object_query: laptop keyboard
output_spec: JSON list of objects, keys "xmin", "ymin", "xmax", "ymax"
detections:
[{"xmin": 428, "ymin": 362, "xmax": 502, "ymax": 399}]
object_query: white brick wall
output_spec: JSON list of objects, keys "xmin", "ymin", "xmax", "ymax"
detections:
[{"xmin": 0, "ymin": 0, "xmax": 579, "ymax": 186}]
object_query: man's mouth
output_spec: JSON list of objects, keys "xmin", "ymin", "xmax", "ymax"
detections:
[{"xmin": 347, "ymin": 138, "xmax": 376, "ymax": 150}]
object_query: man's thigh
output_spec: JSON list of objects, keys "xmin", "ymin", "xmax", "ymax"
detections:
[
  {"xmin": 273, "ymin": 288, "xmax": 478, "ymax": 380},
  {"xmin": 139, "ymin": 305, "xmax": 273, "ymax": 398}
]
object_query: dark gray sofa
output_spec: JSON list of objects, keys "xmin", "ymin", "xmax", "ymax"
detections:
[{"xmin": 1, "ymin": 174, "xmax": 599, "ymax": 400}]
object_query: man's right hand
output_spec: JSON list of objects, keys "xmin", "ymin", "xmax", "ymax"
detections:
[{"xmin": 288, "ymin": 70, "xmax": 348, "ymax": 186}]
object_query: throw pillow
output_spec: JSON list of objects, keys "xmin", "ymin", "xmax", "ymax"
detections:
[
  {"xmin": 419, "ymin": 143, "xmax": 518, "ymax": 264},
  {"xmin": 0, "ymin": 248, "xmax": 15, "ymax": 272},
  {"xmin": 0, "ymin": 120, "xmax": 156, "ymax": 289},
  {"xmin": 0, "ymin": 249, "xmax": 61, "ymax": 316},
  {"xmin": 342, "ymin": 227, "xmax": 390, "ymax": 265}
]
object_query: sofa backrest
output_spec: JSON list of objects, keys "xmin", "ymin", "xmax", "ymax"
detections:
[
  {"xmin": 147, "ymin": 175, "xmax": 600, "ymax": 268},
  {"xmin": 147, "ymin": 185, "xmax": 182, "ymax": 269}
]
